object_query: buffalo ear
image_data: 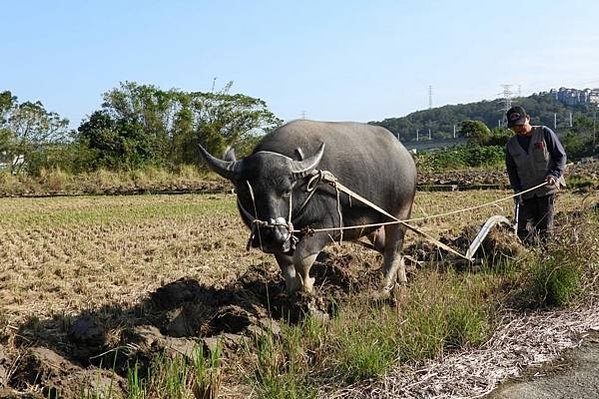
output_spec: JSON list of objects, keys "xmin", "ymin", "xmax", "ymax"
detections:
[{"xmin": 223, "ymin": 146, "xmax": 237, "ymax": 162}]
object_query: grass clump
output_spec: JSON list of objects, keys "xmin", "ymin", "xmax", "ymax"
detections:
[
  {"xmin": 126, "ymin": 343, "xmax": 222, "ymax": 399},
  {"xmin": 514, "ymin": 206, "xmax": 599, "ymax": 308},
  {"xmin": 332, "ymin": 305, "xmax": 400, "ymax": 382},
  {"xmin": 191, "ymin": 344, "xmax": 222, "ymax": 399},
  {"xmin": 253, "ymin": 330, "xmax": 318, "ymax": 399},
  {"xmin": 396, "ymin": 272, "xmax": 491, "ymax": 363},
  {"xmin": 517, "ymin": 251, "xmax": 582, "ymax": 307}
]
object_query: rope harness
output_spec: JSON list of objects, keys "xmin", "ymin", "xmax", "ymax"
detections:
[
  {"xmin": 240, "ymin": 168, "xmax": 549, "ymax": 260},
  {"xmin": 241, "ymin": 170, "xmax": 336, "ymax": 252}
]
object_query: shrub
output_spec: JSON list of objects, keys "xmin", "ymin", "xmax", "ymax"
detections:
[{"xmin": 415, "ymin": 145, "xmax": 505, "ymax": 171}]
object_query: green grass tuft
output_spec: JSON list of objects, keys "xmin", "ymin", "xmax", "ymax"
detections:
[{"xmin": 519, "ymin": 252, "xmax": 582, "ymax": 307}]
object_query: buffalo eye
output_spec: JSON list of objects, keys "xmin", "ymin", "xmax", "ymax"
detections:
[{"xmin": 279, "ymin": 180, "xmax": 296, "ymax": 199}]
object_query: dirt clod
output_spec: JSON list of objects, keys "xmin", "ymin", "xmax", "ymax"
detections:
[{"xmin": 11, "ymin": 347, "xmax": 125, "ymax": 398}]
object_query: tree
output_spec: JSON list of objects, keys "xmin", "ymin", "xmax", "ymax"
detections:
[
  {"xmin": 560, "ymin": 114, "xmax": 596, "ymax": 160},
  {"xmin": 188, "ymin": 88, "xmax": 282, "ymax": 159},
  {"xmin": 101, "ymin": 81, "xmax": 175, "ymax": 166},
  {"xmin": 487, "ymin": 127, "xmax": 512, "ymax": 146},
  {"xmin": 0, "ymin": 91, "xmax": 70, "ymax": 173},
  {"xmin": 459, "ymin": 120, "xmax": 491, "ymax": 145},
  {"xmin": 78, "ymin": 81, "xmax": 282, "ymax": 169},
  {"xmin": 77, "ymin": 110, "xmax": 122, "ymax": 169}
]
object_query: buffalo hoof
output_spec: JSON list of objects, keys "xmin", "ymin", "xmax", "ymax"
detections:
[{"xmin": 301, "ymin": 276, "xmax": 315, "ymax": 294}]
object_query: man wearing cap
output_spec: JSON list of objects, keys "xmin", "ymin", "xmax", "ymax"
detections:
[{"xmin": 505, "ymin": 106, "xmax": 567, "ymax": 243}]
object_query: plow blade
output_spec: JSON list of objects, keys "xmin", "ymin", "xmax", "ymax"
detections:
[{"xmin": 465, "ymin": 215, "xmax": 512, "ymax": 261}]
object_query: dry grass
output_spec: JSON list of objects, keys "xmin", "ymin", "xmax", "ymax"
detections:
[
  {"xmin": 0, "ymin": 167, "xmax": 227, "ymax": 196},
  {"xmin": 0, "ymin": 189, "xmax": 597, "ymax": 398},
  {"xmin": 331, "ymin": 302, "xmax": 599, "ymax": 399},
  {"xmin": 0, "ymin": 194, "xmax": 271, "ymax": 327},
  {"xmin": 0, "ymin": 190, "xmax": 592, "ymax": 329}
]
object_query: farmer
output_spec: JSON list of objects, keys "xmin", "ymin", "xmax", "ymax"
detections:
[{"xmin": 505, "ymin": 106, "xmax": 567, "ymax": 244}]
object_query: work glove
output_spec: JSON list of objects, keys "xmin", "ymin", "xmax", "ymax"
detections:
[{"xmin": 546, "ymin": 175, "xmax": 559, "ymax": 189}]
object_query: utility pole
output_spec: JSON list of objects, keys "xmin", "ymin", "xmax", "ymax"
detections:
[
  {"xmin": 427, "ymin": 86, "xmax": 433, "ymax": 143},
  {"xmin": 569, "ymin": 112, "xmax": 573, "ymax": 127},
  {"xmin": 416, "ymin": 129, "xmax": 419, "ymax": 142},
  {"xmin": 554, "ymin": 113, "xmax": 557, "ymax": 129},
  {"xmin": 428, "ymin": 85, "xmax": 433, "ymax": 109},
  {"xmin": 594, "ymin": 107, "xmax": 597, "ymax": 155},
  {"xmin": 453, "ymin": 124, "xmax": 456, "ymax": 139}
]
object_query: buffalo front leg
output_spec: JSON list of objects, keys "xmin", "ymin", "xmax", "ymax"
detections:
[
  {"xmin": 382, "ymin": 223, "xmax": 408, "ymax": 292},
  {"xmin": 293, "ymin": 252, "xmax": 318, "ymax": 293},
  {"xmin": 274, "ymin": 253, "xmax": 300, "ymax": 294},
  {"xmin": 291, "ymin": 235, "xmax": 328, "ymax": 294}
]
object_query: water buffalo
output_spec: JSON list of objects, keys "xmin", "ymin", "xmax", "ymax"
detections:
[{"xmin": 198, "ymin": 120, "xmax": 417, "ymax": 294}]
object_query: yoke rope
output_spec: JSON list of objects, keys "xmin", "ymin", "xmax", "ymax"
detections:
[
  {"xmin": 293, "ymin": 177, "xmax": 548, "ymax": 234},
  {"xmin": 292, "ymin": 171, "xmax": 549, "ymax": 261}
]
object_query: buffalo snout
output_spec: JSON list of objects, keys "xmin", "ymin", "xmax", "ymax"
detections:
[{"xmin": 252, "ymin": 217, "xmax": 292, "ymax": 253}]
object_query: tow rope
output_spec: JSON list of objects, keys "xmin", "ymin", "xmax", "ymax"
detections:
[
  {"xmin": 240, "ymin": 167, "xmax": 548, "ymax": 261},
  {"xmin": 291, "ymin": 171, "xmax": 549, "ymax": 261}
]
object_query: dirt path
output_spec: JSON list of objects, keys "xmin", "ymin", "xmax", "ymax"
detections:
[{"xmin": 488, "ymin": 331, "xmax": 599, "ymax": 399}]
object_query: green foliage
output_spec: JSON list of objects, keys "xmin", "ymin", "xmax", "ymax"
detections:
[
  {"xmin": 0, "ymin": 90, "xmax": 70, "ymax": 174},
  {"xmin": 459, "ymin": 120, "xmax": 511, "ymax": 147},
  {"xmin": 559, "ymin": 114, "xmax": 597, "ymax": 160},
  {"xmin": 75, "ymin": 81, "xmax": 282, "ymax": 170},
  {"xmin": 518, "ymin": 252, "xmax": 582, "ymax": 307},
  {"xmin": 332, "ymin": 307, "xmax": 400, "ymax": 382},
  {"xmin": 77, "ymin": 109, "xmax": 163, "ymax": 170},
  {"xmin": 1, "ymin": 83, "xmax": 281, "ymax": 176},
  {"xmin": 192, "ymin": 343, "xmax": 222, "ymax": 399},
  {"xmin": 415, "ymin": 145, "xmax": 505, "ymax": 171},
  {"xmin": 561, "ymin": 131, "xmax": 594, "ymax": 160},
  {"xmin": 487, "ymin": 127, "xmax": 512, "ymax": 146},
  {"xmin": 460, "ymin": 120, "xmax": 491, "ymax": 145},
  {"xmin": 253, "ymin": 332, "xmax": 317, "ymax": 399},
  {"xmin": 395, "ymin": 273, "xmax": 490, "ymax": 361},
  {"xmin": 125, "ymin": 345, "xmax": 222, "ymax": 399},
  {"xmin": 371, "ymin": 92, "xmax": 598, "ymax": 142}
]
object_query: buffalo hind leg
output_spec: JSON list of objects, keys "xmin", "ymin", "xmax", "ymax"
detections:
[
  {"xmin": 382, "ymin": 223, "xmax": 408, "ymax": 292},
  {"xmin": 367, "ymin": 227, "xmax": 386, "ymax": 254}
]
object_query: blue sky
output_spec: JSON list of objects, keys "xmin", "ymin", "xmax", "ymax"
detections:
[{"xmin": 3, "ymin": 0, "xmax": 599, "ymax": 127}]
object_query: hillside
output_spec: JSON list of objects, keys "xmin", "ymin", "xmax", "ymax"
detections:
[{"xmin": 371, "ymin": 91, "xmax": 597, "ymax": 142}]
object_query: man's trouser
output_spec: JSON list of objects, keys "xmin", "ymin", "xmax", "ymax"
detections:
[{"xmin": 517, "ymin": 194, "xmax": 556, "ymax": 243}]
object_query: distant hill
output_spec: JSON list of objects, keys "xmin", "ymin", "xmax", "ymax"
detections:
[{"xmin": 370, "ymin": 91, "xmax": 598, "ymax": 142}]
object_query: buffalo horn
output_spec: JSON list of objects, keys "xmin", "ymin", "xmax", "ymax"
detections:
[
  {"xmin": 223, "ymin": 146, "xmax": 237, "ymax": 162},
  {"xmin": 198, "ymin": 144, "xmax": 242, "ymax": 181},
  {"xmin": 290, "ymin": 143, "xmax": 325, "ymax": 178},
  {"xmin": 237, "ymin": 198, "xmax": 256, "ymax": 223}
]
